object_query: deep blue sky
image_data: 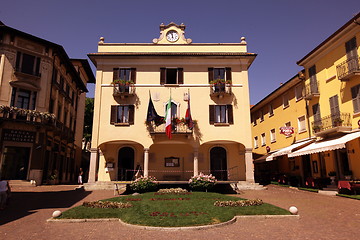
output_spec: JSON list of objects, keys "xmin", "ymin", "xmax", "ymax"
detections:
[{"xmin": 1, "ymin": 0, "xmax": 359, "ymax": 104}]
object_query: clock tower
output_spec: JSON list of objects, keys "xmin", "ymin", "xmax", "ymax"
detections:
[{"xmin": 152, "ymin": 22, "xmax": 192, "ymax": 44}]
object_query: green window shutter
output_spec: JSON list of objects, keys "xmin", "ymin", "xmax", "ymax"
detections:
[
  {"xmin": 113, "ymin": 68, "xmax": 119, "ymax": 81},
  {"xmin": 209, "ymin": 105, "xmax": 215, "ymax": 124},
  {"xmin": 160, "ymin": 68, "xmax": 166, "ymax": 85},
  {"xmin": 177, "ymin": 68, "xmax": 184, "ymax": 84},
  {"xmin": 227, "ymin": 105, "xmax": 233, "ymax": 124},
  {"xmin": 208, "ymin": 68, "xmax": 214, "ymax": 83},
  {"xmin": 131, "ymin": 68, "xmax": 136, "ymax": 83},
  {"xmin": 351, "ymin": 85, "xmax": 360, "ymax": 113},
  {"xmin": 225, "ymin": 67, "xmax": 232, "ymax": 81},
  {"xmin": 110, "ymin": 105, "xmax": 117, "ymax": 124},
  {"xmin": 128, "ymin": 105, "xmax": 135, "ymax": 125}
]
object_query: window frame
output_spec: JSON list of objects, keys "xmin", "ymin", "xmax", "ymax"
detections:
[
  {"xmin": 270, "ymin": 128, "xmax": 276, "ymax": 143},
  {"xmin": 351, "ymin": 84, "xmax": 360, "ymax": 114},
  {"xmin": 254, "ymin": 136, "xmax": 258, "ymax": 149},
  {"xmin": 208, "ymin": 67, "xmax": 232, "ymax": 83},
  {"xmin": 160, "ymin": 68, "xmax": 183, "ymax": 85},
  {"xmin": 261, "ymin": 133, "xmax": 266, "ymax": 146},
  {"xmin": 110, "ymin": 105, "xmax": 135, "ymax": 125},
  {"xmin": 268, "ymin": 104, "xmax": 274, "ymax": 117},
  {"xmin": 297, "ymin": 115, "xmax": 306, "ymax": 133},
  {"xmin": 15, "ymin": 51, "xmax": 41, "ymax": 77},
  {"xmin": 10, "ymin": 87, "xmax": 37, "ymax": 110},
  {"xmin": 295, "ymin": 84, "xmax": 304, "ymax": 101},
  {"xmin": 283, "ymin": 94, "xmax": 289, "ymax": 108},
  {"xmin": 209, "ymin": 105, "xmax": 233, "ymax": 125}
]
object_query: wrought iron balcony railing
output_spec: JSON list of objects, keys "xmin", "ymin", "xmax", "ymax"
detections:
[
  {"xmin": 0, "ymin": 106, "xmax": 75, "ymax": 141},
  {"xmin": 336, "ymin": 56, "xmax": 360, "ymax": 81},
  {"xmin": 113, "ymin": 84, "xmax": 136, "ymax": 98},
  {"xmin": 304, "ymin": 81, "xmax": 320, "ymax": 99},
  {"xmin": 311, "ymin": 112, "xmax": 352, "ymax": 134},
  {"xmin": 210, "ymin": 83, "xmax": 231, "ymax": 98},
  {"xmin": 147, "ymin": 122, "xmax": 193, "ymax": 135}
]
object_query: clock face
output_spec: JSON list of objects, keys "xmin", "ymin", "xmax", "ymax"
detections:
[{"xmin": 166, "ymin": 30, "xmax": 179, "ymax": 42}]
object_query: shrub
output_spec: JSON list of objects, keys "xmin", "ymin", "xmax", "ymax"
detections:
[
  {"xmin": 82, "ymin": 201, "xmax": 132, "ymax": 209},
  {"xmin": 130, "ymin": 176, "xmax": 159, "ymax": 193},
  {"xmin": 214, "ymin": 199, "xmax": 263, "ymax": 207},
  {"xmin": 189, "ymin": 173, "xmax": 216, "ymax": 191}
]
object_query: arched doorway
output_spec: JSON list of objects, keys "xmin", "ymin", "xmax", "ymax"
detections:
[
  {"xmin": 210, "ymin": 147, "xmax": 227, "ymax": 180},
  {"xmin": 118, "ymin": 147, "xmax": 135, "ymax": 181}
]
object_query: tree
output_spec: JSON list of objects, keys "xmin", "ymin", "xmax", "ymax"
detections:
[{"xmin": 83, "ymin": 97, "xmax": 94, "ymax": 150}]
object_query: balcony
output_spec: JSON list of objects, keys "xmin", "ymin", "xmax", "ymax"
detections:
[
  {"xmin": 336, "ymin": 56, "xmax": 360, "ymax": 81},
  {"xmin": 113, "ymin": 83, "xmax": 136, "ymax": 98},
  {"xmin": 210, "ymin": 83, "xmax": 232, "ymax": 98},
  {"xmin": 147, "ymin": 121, "xmax": 193, "ymax": 136},
  {"xmin": 312, "ymin": 112, "xmax": 352, "ymax": 137},
  {"xmin": 0, "ymin": 106, "xmax": 75, "ymax": 142},
  {"xmin": 304, "ymin": 81, "xmax": 320, "ymax": 100}
]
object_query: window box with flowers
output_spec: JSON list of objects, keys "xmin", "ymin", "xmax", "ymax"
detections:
[{"xmin": 112, "ymin": 79, "xmax": 135, "ymax": 97}]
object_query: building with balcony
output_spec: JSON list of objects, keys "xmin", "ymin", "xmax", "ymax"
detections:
[
  {"xmin": 251, "ymin": 72, "xmax": 313, "ymax": 185},
  {"xmin": 87, "ymin": 23, "xmax": 256, "ymax": 186},
  {"xmin": 0, "ymin": 22, "xmax": 95, "ymax": 184},
  {"xmin": 252, "ymin": 13, "xmax": 360, "ymax": 187}
]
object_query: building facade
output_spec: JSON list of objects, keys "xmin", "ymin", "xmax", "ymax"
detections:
[
  {"xmin": 88, "ymin": 23, "xmax": 256, "ymax": 184},
  {"xmin": 0, "ymin": 22, "xmax": 95, "ymax": 184},
  {"xmin": 252, "ymin": 13, "xmax": 360, "ymax": 187}
]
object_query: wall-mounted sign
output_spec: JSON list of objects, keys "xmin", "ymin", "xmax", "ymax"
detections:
[
  {"xmin": 165, "ymin": 157, "xmax": 180, "ymax": 167},
  {"xmin": 279, "ymin": 126, "xmax": 294, "ymax": 137},
  {"xmin": 2, "ymin": 129, "xmax": 35, "ymax": 143}
]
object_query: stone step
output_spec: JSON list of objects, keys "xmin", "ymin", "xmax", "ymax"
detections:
[
  {"xmin": 9, "ymin": 180, "xmax": 36, "ymax": 187},
  {"xmin": 318, "ymin": 190, "xmax": 338, "ymax": 196},
  {"xmin": 232, "ymin": 181, "xmax": 267, "ymax": 191}
]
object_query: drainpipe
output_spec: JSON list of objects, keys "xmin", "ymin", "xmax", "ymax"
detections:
[{"xmin": 0, "ymin": 54, "xmax": 5, "ymax": 86}]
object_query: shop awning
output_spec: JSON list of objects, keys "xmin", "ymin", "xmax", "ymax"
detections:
[
  {"xmin": 272, "ymin": 139, "xmax": 314, "ymax": 158},
  {"xmin": 253, "ymin": 152, "xmax": 276, "ymax": 162},
  {"xmin": 288, "ymin": 131, "xmax": 360, "ymax": 157}
]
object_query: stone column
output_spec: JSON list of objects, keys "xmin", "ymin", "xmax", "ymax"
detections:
[
  {"xmin": 193, "ymin": 148, "xmax": 199, "ymax": 176},
  {"xmin": 144, "ymin": 148, "xmax": 149, "ymax": 177},
  {"xmin": 245, "ymin": 147, "xmax": 255, "ymax": 182},
  {"xmin": 88, "ymin": 148, "xmax": 98, "ymax": 183}
]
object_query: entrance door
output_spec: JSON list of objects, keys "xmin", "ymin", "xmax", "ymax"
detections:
[
  {"xmin": 302, "ymin": 155, "xmax": 312, "ymax": 185},
  {"xmin": 118, "ymin": 147, "xmax": 135, "ymax": 181},
  {"xmin": 210, "ymin": 147, "xmax": 227, "ymax": 181},
  {"xmin": 0, "ymin": 147, "xmax": 30, "ymax": 180}
]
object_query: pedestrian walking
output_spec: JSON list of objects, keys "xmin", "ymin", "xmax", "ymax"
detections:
[
  {"xmin": 0, "ymin": 178, "xmax": 11, "ymax": 210},
  {"xmin": 78, "ymin": 168, "xmax": 83, "ymax": 185}
]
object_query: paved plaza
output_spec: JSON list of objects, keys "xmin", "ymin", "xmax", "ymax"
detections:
[{"xmin": 0, "ymin": 184, "xmax": 359, "ymax": 240}]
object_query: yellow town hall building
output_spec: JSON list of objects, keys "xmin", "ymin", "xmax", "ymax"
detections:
[
  {"xmin": 252, "ymin": 13, "xmax": 360, "ymax": 187},
  {"xmin": 87, "ymin": 23, "xmax": 258, "ymax": 187}
]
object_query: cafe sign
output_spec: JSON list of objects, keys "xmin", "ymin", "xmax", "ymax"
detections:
[
  {"xmin": 279, "ymin": 126, "xmax": 294, "ymax": 137},
  {"xmin": 2, "ymin": 129, "xmax": 36, "ymax": 143}
]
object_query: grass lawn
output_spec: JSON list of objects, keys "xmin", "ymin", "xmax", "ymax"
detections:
[
  {"xmin": 60, "ymin": 192, "xmax": 290, "ymax": 227},
  {"xmin": 336, "ymin": 194, "xmax": 360, "ymax": 200}
]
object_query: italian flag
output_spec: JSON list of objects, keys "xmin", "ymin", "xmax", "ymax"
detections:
[{"xmin": 165, "ymin": 96, "xmax": 172, "ymax": 139}]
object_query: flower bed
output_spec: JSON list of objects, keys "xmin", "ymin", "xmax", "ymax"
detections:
[
  {"xmin": 189, "ymin": 173, "xmax": 216, "ymax": 191},
  {"xmin": 130, "ymin": 176, "xmax": 158, "ymax": 193},
  {"xmin": 214, "ymin": 199, "xmax": 263, "ymax": 207},
  {"xmin": 156, "ymin": 188, "xmax": 189, "ymax": 194},
  {"xmin": 82, "ymin": 201, "xmax": 132, "ymax": 209}
]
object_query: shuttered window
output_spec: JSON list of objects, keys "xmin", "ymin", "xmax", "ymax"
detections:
[
  {"xmin": 110, "ymin": 105, "xmax": 135, "ymax": 125},
  {"xmin": 160, "ymin": 68, "xmax": 183, "ymax": 84},
  {"xmin": 113, "ymin": 68, "xmax": 136, "ymax": 83},
  {"xmin": 208, "ymin": 67, "xmax": 232, "ymax": 83},
  {"xmin": 312, "ymin": 103, "xmax": 321, "ymax": 125},
  {"xmin": 351, "ymin": 84, "xmax": 360, "ymax": 113},
  {"xmin": 309, "ymin": 65, "xmax": 318, "ymax": 93},
  {"xmin": 329, "ymin": 95, "xmax": 340, "ymax": 118},
  {"xmin": 209, "ymin": 105, "xmax": 233, "ymax": 125}
]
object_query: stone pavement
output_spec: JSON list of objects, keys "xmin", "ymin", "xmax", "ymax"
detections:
[{"xmin": 0, "ymin": 184, "xmax": 359, "ymax": 240}]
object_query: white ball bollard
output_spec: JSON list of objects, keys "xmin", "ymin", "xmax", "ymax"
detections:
[
  {"xmin": 289, "ymin": 206, "xmax": 298, "ymax": 215},
  {"xmin": 52, "ymin": 210, "xmax": 62, "ymax": 218}
]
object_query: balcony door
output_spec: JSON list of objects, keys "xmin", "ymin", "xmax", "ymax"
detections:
[
  {"xmin": 329, "ymin": 95, "xmax": 340, "ymax": 127},
  {"xmin": 345, "ymin": 37, "xmax": 359, "ymax": 72},
  {"xmin": 118, "ymin": 147, "xmax": 134, "ymax": 181},
  {"xmin": 210, "ymin": 147, "xmax": 227, "ymax": 181}
]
